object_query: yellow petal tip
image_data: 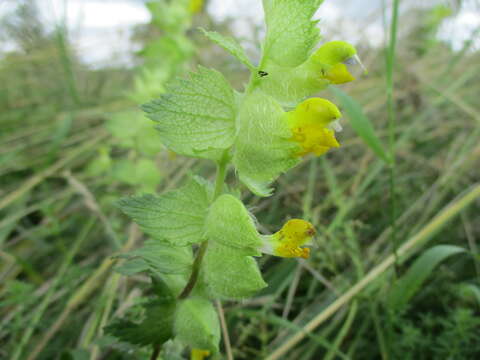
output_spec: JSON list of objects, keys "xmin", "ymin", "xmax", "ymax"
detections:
[
  {"xmin": 191, "ymin": 348, "xmax": 211, "ymax": 360},
  {"xmin": 266, "ymin": 219, "xmax": 316, "ymax": 259},
  {"xmin": 287, "ymin": 98, "xmax": 342, "ymax": 157}
]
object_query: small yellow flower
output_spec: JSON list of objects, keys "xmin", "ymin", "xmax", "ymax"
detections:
[
  {"xmin": 286, "ymin": 98, "xmax": 342, "ymax": 156},
  {"xmin": 261, "ymin": 219, "xmax": 316, "ymax": 259},
  {"xmin": 191, "ymin": 348, "xmax": 211, "ymax": 360},
  {"xmin": 310, "ymin": 41, "xmax": 362, "ymax": 84},
  {"xmin": 189, "ymin": 0, "xmax": 204, "ymax": 14}
]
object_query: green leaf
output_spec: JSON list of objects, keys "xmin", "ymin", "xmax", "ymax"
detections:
[
  {"xmin": 174, "ymin": 297, "xmax": 220, "ymax": 352},
  {"xmin": 111, "ymin": 159, "xmax": 137, "ymax": 185},
  {"xmin": 206, "ymin": 194, "xmax": 262, "ymax": 254},
  {"xmin": 147, "ymin": 1, "xmax": 190, "ymax": 33},
  {"xmin": 388, "ymin": 245, "xmax": 466, "ymax": 311},
  {"xmin": 110, "ymin": 158, "xmax": 162, "ymax": 190},
  {"xmin": 85, "ymin": 147, "xmax": 111, "ymax": 177},
  {"xmin": 330, "ymin": 86, "xmax": 392, "ymax": 164},
  {"xmin": 105, "ymin": 300, "xmax": 175, "ymax": 346},
  {"xmin": 117, "ymin": 177, "xmax": 211, "ymax": 246},
  {"xmin": 114, "ymin": 258, "xmax": 150, "ymax": 276},
  {"xmin": 106, "ymin": 110, "xmax": 143, "ymax": 142},
  {"xmin": 142, "ymin": 67, "xmax": 236, "ymax": 160},
  {"xmin": 140, "ymin": 36, "xmax": 193, "ymax": 68},
  {"xmin": 202, "ymin": 242, "xmax": 267, "ymax": 299},
  {"xmin": 151, "ymin": 275, "xmax": 176, "ymax": 301},
  {"xmin": 134, "ymin": 158, "xmax": 162, "ymax": 192},
  {"xmin": 106, "ymin": 110, "xmax": 163, "ymax": 155},
  {"xmin": 135, "ymin": 125, "xmax": 164, "ymax": 156},
  {"xmin": 233, "ymin": 91, "xmax": 300, "ymax": 196},
  {"xmin": 457, "ymin": 283, "xmax": 480, "ymax": 306},
  {"xmin": 201, "ymin": 28, "xmax": 255, "ymax": 71},
  {"xmin": 117, "ymin": 240, "xmax": 193, "ymax": 275},
  {"xmin": 262, "ymin": 0, "xmax": 323, "ymax": 67}
]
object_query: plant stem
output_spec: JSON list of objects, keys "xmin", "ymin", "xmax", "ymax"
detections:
[
  {"xmin": 178, "ymin": 151, "xmax": 230, "ymax": 300},
  {"xmin": 385, "ymin": 1, "xmax": 400, "ymax": 355},
  {"xmin": 178, "ymin": 241, "xmax": 209, "ymax": 300},
  {"xmin": 216, "ymin": 300, "xmax": 234, "ymax": 360},
  {"xmin": 386, "ymin": 0, "xmax": 400, "ymax": 268},
  {"xmin": 150, "ymin": 344, "xmax": 162, "ymax": 360},
  {"xmin": 214, "ymin": 150, "xmax": 230, "ymax": 200}
]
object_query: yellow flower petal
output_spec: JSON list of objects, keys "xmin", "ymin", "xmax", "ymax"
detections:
[
  {"xmin": 191, "ymin": 348, "xmax": 211, "ymax": 360},
  {"xmin": 310, "ymin": 41, "xmax": 357, "ymax": 85},
  {"xmin": 189, "ymin": 0, "xmax": 204, "ymax": 14},
  {"xmin": 324, "ymin": 63, "xmax": 356, "ymax": 84},
  {"xmin": 262, "ymin": 219, "xmax": 316, "ymax": 259},
  {"xmin": 286, "ymin": 98, "xmax": 342, "ymax": 157}
]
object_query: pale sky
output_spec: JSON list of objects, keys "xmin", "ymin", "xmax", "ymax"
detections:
[{"xmin": 0, "ymin": 0, "xmax": 478, "ymax": 67}]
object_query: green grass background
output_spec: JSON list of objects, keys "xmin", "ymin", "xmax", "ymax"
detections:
[{"xmin": 1, "ymin": 1, "xmax": 479, "ymax": 359}]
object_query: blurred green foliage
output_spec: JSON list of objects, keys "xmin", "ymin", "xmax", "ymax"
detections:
[{"xmin": 0, "ymin": 0, "xmax": 479, "ymax": 359}]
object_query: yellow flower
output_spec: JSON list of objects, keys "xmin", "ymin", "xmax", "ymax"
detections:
[
  {"xmin": 310, "ymin": 41, "xmax": 364, "ymax": 84},
  {"xmin": 261, "ymin": 219, "xmax": 316, "ymax": 259},
  {"xmin": 286, "ymin": 98, "xmax": 342, "ymax": 156},
  {"xmin": 189, "ymin": 0, "xmax": 204, "ymax": 14},
  {"xmin": 191, "ymin": 348, "xmax": 211, "ymax": 360}
]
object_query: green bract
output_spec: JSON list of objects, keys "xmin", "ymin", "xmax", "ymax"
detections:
[
  {"xmin": 142, "ymin": 66, "xmax": 236, "ymax": 160},
  {"xmin": 233, "ymin": 91, "xmax": 300, "ymax": 196},
  {"xmin": 256, "ymin": 62, "xmax": 329, "ymax": 105},
  {"xmin": 205, "ymin": 194, "xmax": 262, "ymax": 253},
  {"xmin": 116, "ymin": 240, "xmax": 193, "ymax": 275},
  {"xmin": 262, "ymin": 0, "xmax": 323, "ymax": 67},
  {"xmin": 106, "ymin": 299, "xmax": 176, "ymax": 347},
  {"xmin": 174, "ymin": 297, "xmax": 220, "ymax": 352},
  {"xmin": 202, "ymin": 194, "xmax": 267, "ymax": 298},
  {"xmin": 117, "ymin": 176, "xmax": 212, "ymax": 246},
  {"xmin": 201, "ymin": 29, "xmax": 255, "ymax": 71},
  {"xmin": 202, "ymin": 242, "xmax": 267, "ymax": 299}
]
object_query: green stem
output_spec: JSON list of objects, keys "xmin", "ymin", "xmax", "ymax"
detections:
[
  {"xmin": 385, "ymin": 1, "xmax": 400, "ymax": 355},
  {"xmin": 178, "ymin": 241, "xmax": 209, "ymax": 300},
  {"xmin": 214, "ymin": 150, "xmax": 230, "ymax": 200},
  {"xmin": 178, "ymin": 151, "xmax": 230, "ymax": 300},
  {"xmin": 386, "ymin": 0, "xmax": 400, "ymax": 268},
  {"xmin": 150, "ymin": 343, "xmax": 162, "ymax": 360}
]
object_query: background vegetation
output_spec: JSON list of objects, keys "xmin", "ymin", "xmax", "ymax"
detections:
[{"xmin": 1, "ymin": 0, "xmax": 479, "ymax": 359}]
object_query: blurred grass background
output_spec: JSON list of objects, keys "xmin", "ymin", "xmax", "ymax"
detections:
[{"xmin": 1, "ymin": 0, "xmax": 479, "ymax": 359}]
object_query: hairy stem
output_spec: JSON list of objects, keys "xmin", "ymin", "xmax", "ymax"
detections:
[
  {"xmin": 178, "ymin": 241, "xmax": 209, "ymax": 300},
  {"xmin": 178, "ymin": 151, "xmax": 230, "ymax": 300},
  {"xmin": 150, "ymin": 344, "xmax": 162, "ymax": 360},
  {"xmin": 213, "ymin": 150, "xmax": 230, "ymax": 200}
]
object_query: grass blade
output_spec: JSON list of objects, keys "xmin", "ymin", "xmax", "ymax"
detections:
[
  {"xmin": 388, "ymin": 245, "xmax": 466, "ymax": 312},
  {"xmin": 330, "ymin": 86, "xmax": 392, "ymax": 165}
]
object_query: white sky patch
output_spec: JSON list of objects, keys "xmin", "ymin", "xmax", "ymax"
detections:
[
  {"xmin": 38, "ymin": 0, "xmax": 150, "ymax": 29},
  {"xmin": 315, "ymin": 2, "xmax": 385, "ymax": 48},
  {"xmin": 209, "ymin": 0, "xmax": 264, "ymax": 39},
  {"xmin": 1, "ymin": 0, "xmax": 478, "ymax": 66},
  {"xmin": 207, "ymin": 0, "xmax": 385, "ymax": 53},
  {"xmin": 38, "ymin": 0, "xmax": 150, "ymax": 67},
  {"xmin": 439, "ymin": 8, "xmax": 480, "ymax": 51}
]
